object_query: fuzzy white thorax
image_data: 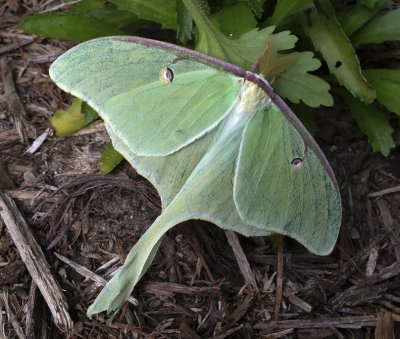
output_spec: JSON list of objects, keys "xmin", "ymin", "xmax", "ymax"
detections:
[{"xmin": 222, "ymin": 80, "xmax": 270, "ymax": 135}]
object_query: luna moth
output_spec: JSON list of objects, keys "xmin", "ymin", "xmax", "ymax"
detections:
[{"xmin": 49, "ymin": 36, "xmax": 342, "ymax": 317}]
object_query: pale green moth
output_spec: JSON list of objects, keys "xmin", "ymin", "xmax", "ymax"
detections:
[{"xmin": 49, "ymin": 36, "xmax": 342, "ymax": 317}]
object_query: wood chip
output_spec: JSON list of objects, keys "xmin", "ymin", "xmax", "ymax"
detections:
[
  {"xmin": 142, "ymin": 282, "xmax": 219, "ymax": 297},
  {"xmin": 254, "ymin": 315, "xmax": 377, "ymax": 331},
  {"xmin": 288, "ymin": 295, "xmax": 312, "ymax": 313},
  {"xmin": 225, "ymin": 230, "xmax": 258, "ymax": 292},
  {"xmin": 0, "ymin": 191, "xmax": 73, "ymax": 333},
  {"xmin": 375, "ymin": 310, "xmax": 395, "ymax": 339},
  {"xmin": 365, "ymin": 246, "xmax": 379, "ymax": 277}
]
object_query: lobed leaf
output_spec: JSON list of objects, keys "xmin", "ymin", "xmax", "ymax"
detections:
[
  {"xmin": 300, "ymin": 1, "xmax": 376, "ymax": 104},
  {"xmin": 184, "ymin": 0, "xmax": 274, "ymax": 70},
  {"xmin": 246, "ymin": 0, "xmax": 266, "ymax": 18},
  {"xmin": 336, "ymin": 87, "xmax": 395, "ymax": 156},
  {"xmin": 272, "ymin": 52, "xmax": 333, "ymax": 107},
  {"xmin": 211, "ymin": 2, "xmax": 257, "ymax": 37}
]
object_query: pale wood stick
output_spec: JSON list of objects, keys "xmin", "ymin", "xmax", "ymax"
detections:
[{"xmin": 0, "ymin": 191, "xmax": 73, "ymax": 333}]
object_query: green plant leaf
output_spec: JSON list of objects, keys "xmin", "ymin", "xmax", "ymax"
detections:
[
  {"xmin": 183, "ymin": 0, "xmax": 273, "ymax": 70},
  {"xmin": 51, "ymin": 98, "xmax": 86, "ymax": 136},
  {"xmin": 338, "ymin": 0, "xmax": 385, "ymax": 36},
  {"xmin": 246, "ymin": 0, "xmax": 266, "ymax": 18},
  {"xmin": 81, "ymin": 101, "xmax": 100, "ymax": 123},
  {"xmin": 211, "ymin": 2, "xmax": 257, "ymax": 37},
  {"xmin": 87, "ymin": 8, "xmax": 139, "ymax": 28},
  {"xmin": 108, "ymin": 0, "xmax": 177, "ymax": 30},
  {"xmin": 336, "ymin": 87, "xmax": 395, "ymax": 156},
  {"xmin": 19, "ymin": 12, "xmax": 125, "ymax": 42},
  {"xmin": 300, "ymin": 1, "xmax": 376, "ymax": 104},
  {"xmin": 363, "ymin": 69, "xmax": 400, "ymax": 116},
  {"xmin": 270, "ymin": 0, "xmax": 313, "ymax": 26},
  {"xmin": 272, "ymin": 52, "xmax": 333, "ymax": 107},
  {"xmin": 176, "ymin": 0, "xmax": 193, "ymax": 43},
  {"xmin": 359, "ymin": 0, "xmax": 383, "ymax": 8},
  {"xmin": 351, "ymin": 8, "xmax": 400, "ymax": 46},
  {"xmin": 100, "ymin": 142, "xmax": 124, "ymax": 174},
  {"xmin": 66, "ymin": 0, "xmax": 107, "ymax": 14}
]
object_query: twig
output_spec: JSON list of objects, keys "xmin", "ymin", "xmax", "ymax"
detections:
[
  {"xmin": 25, "ymin": 128, "xmax": 52, "ymax": 154},
  {"xmin": 376, "ymin": 200, "xmax": 400, "ymax": 261},
  {"xmin": 143, "ymin": 282, "xmax": 219, "ymax": 296},
  {"xmin": 0, "ymin": 37, "xmax": 36, "ymax": 55},
  {"xmin": 368, "ymin": 184, "xmax": 400, "ymax": 198},
  {"xmin": 225, "ymin": 230, "xmax": 258, "ymax": 292},
  {"xmin": 366, "ymin": 246, "xmax": 379, "ymax": 277},
  {"xmin": 0, "ymin": 191, "xmax": 73, "ymax": 333},
  {"xmin": 70, "ymin": 120, "xmax": 105, "ymax": 136},
  {"xmin": 211, "ymin": 324, "xmax": 243, "ymax": 339},
  {"xmin": 185, "ymin": 236, "xmax": 229, "ymax": 317},
  {"xmin": 1, "ymin": 57, "xmax": 35, "ymax": 143},
  {"xmin": 53, "ymin": 252, "xmax": 139, "ymax": 306},
  {"xmin": 274, "ymin": 235, "xmax": 284, "ymax": 320},
  {"xmin": 0, "ymin": 291, "xmax": 25, "ymax": 339},
  {"xmin": 254, "ymin": 315, "xmax": 377, "ymax": 331}
]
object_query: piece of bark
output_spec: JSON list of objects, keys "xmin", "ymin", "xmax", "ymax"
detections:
[
  {"xmin": 25, "ymin": 282, "xmax": 49, "ymax": 339},
  {"xmin": 288, "ymin": 295, "xmax": 312, "ymax": 313},
  {"xmin": 1, "ymin": 57, "xmax": 35, "ymax": 144},
  {"xmin": 0, "ymin": 260, "xmax": 25, "ymax": 285},
  {"xmin": 225, "ymin": 230, "xmax": 258, "ymax": 292},
  {"xmin": 142, "ymin": 282, "xmax": 219, "ymax": 297},
  {"xmin": 0, "ymin": 166, "xmax": 15, "ymax": 189},
  {"xmin": 179, "ymin": 321, "xmax": 202, "ymax": 339},
  {"xmin": 254, "ymin": 315, "xmax": 377, "ymax": 331},
  {"xmin": 375, "ymin": 310, "xmax": 395, "ymax": 339},
  {"xmin": 366, "ymin": 246, "xmax": 379, "ymax": 277},
  {"xmin": 0, "ymin": 191, "xmax": 72, "ymax": 333},
  {"xmin": 4, "ymin": 190, "xmax": 52, "ymax": 201},
  {"xmin": 222, "ymin": 293, "xmax": 255, "ymax": 331},
  {"xmin": 212, "ymin": 324, "xmax": 243, "ymax": 339}
]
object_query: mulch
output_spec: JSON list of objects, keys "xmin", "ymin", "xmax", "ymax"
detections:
[{"xmin": 1, "ymin": 1, "xmax": 400, "ymax": 338}]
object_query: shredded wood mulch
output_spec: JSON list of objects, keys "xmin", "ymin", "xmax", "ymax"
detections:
[{"xmin": 1, "ymin": 1, "xmax": 400, "ymax": 338}]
